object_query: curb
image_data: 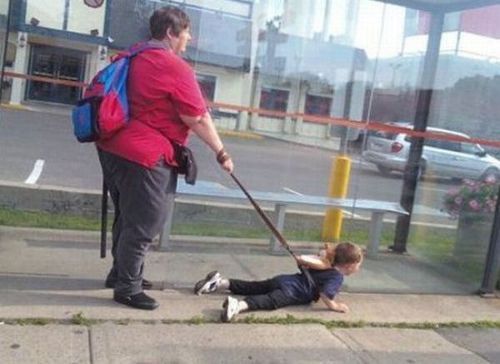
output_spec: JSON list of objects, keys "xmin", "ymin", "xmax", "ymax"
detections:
[
  {"xmin": 217, "ymin": 129, "xmax": 264, "ymax": 140},
  {"xmin": 0, "ymin": 103, "xmax": 28, "ymax": 111}
]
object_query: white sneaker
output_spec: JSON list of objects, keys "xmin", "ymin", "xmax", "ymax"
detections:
[
  {"xmin": 194, "ymin": 271, "xmax": 221, "ymax": 295},
  {"xmin": 221, "ymin": 296, "xmax": 239, "ymax": 322}
]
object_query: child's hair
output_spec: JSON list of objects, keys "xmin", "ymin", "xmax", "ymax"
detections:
[{"xmin": 323, "ymin": 241, "xmax": 363, "ymax": 266}]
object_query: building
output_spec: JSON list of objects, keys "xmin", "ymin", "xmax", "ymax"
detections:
[{"xmin": 1, "ymin": 0, "xmax": 370, "ymax": 140}]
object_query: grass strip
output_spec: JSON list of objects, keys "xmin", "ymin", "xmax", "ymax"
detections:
[
  {"xmin": 2, "ymin": 314, "xmax": 499, "ymax": 330},
  {"xmin": 0, "ymin": 207, "xmax": 487, "ymax": 281}
]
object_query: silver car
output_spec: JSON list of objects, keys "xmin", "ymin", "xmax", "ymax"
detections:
[{"xmin": 362, "ymin": 126, "xmax": 500, "ymax": 180}]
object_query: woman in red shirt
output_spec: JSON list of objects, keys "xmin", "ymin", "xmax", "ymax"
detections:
[{"xmin": 97, "ymin": 6, "xmax": 233, "ymax": 310}]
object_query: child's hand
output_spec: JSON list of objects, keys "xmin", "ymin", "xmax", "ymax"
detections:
[{"xmin": 335, "ymin": 303, "xmax": 350, "ymax": 313}]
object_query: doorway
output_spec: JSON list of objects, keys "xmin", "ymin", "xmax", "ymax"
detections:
[{"xmin": 26, "ymin": 45, "xmax": 86, "ymax": 105}]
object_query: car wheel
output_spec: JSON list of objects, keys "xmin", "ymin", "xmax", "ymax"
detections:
[
  {"xmin": 481, "ymin": 167, "xmax": 500, "ymax": 182},
  {"xmin": 377, "ymin": 165, "xmax": 392, "ymax": 176}
]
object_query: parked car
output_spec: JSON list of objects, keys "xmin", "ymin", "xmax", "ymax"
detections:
[{"xmin": 362, "ymin": 126, "xmax": 500, "ymax": 181}]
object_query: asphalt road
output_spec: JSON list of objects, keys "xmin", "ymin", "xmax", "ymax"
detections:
[{"xmin": 0, "ymin": 108, "xmax": 454, "ymax": 219}]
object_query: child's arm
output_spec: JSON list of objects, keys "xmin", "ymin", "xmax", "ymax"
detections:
[
  {"xmin": 296, "ymin": 254, "xmax": 332, "ymax": 270},
  {"xmin": 319, "ymin": 293, "xmax": 349, "ymax": 313}
]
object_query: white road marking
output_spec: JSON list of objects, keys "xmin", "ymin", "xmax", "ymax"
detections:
[
  {"xmin": 24, "ymin": 159, "xmax": 45, "ymax": 184},
  {"xmin": 283, "ymin": 187, "xmax": 303, "ymax": 196},
  {"xmin": 341, "ymin": 209, "xmax": 363, "ymax": 219},
  {"xmin": 283, "ymin": 187, "xmax": 363, "ymax": 219}
]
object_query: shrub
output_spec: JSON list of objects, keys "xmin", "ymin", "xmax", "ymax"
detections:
[{"xmin": 442, "ymin": 177, "xmax": 499, "ymax": 219}]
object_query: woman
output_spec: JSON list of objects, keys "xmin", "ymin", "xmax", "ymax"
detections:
[{"xmin": 97, "ymin": 6, "xmax": 233, "ymax": 310}]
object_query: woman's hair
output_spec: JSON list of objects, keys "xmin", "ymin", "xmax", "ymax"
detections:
[
  {"xmin": 150, "ymin": 6, "xmax": 190, "ymax": 40},
  {"xmin": 323, "ymin": 242, "xmax": 363, "ymax": 266}
]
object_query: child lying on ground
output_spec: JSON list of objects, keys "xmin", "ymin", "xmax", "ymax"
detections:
[{"xmin": 194, "ymin": 241, "xmax": 363, "ymax": 322}]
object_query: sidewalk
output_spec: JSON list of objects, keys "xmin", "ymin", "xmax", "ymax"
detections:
[{"xmin": 0, "ymin": 226, "xmax": 499, "ymax": 363}]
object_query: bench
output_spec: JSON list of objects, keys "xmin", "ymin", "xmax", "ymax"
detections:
[{"xmin": 159, "ymin": 179, "xmax": 408, "ymax": 258}]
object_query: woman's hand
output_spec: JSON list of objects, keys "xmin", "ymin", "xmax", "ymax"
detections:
[
  {"xmin": 216, "ymin": 148, "xmax": 234, "ymax": 173},
  {"xmin": 221, "ymin": 157, "xmax": 234, "ymax": 173}
]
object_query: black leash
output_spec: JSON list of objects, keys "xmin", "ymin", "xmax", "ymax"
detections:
[
  {"xmin": 230, "ymin": 173, "xmax": 319, "ymax": 299},
  {"xmin": 230, "ymin": 173, "xmax": 298, "ymax": 261}
]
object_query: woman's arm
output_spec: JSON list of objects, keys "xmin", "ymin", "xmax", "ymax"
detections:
[
  {"xmin": 296, "ymin": 254, "xmax": 332, "ymax": 270},
  {"xmin": 180, "ymin": 112, "xmax": 233, "ymax": 173},
  {"xmin": 319, "ymin": 293, "xmax": 349, "ymax": 313}
]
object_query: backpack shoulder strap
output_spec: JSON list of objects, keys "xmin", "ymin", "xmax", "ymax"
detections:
[
  {"xmin": 109, "ymin": 41, "xmax": 168, "ymax": 63},
  {"xmin": 129, "ymin": 41, "xmax": 168, "ymax": 57}
]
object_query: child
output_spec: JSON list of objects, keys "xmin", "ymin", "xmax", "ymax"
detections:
[{"xmin": 194, "ymin": 241, "xmax": 363, "ymax": 322}]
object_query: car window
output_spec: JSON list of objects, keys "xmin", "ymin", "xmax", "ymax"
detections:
[
  {"xmin": 424, "ymin": 138, "xmax": 461, "ymax": 151},
  {"xmin": 438, "ymin": 140, "xmax": 461, "ymax": 152},
  {"xmin": 424, "ymin": 138, "xmax": 441, "ymax": 148},
  {"xmin": 461, "ymin": 142, "xmax": 482, "ymax": 154},
  {"xmin": 373, "ymin": 131, "xmax": 398, "ymax": 140}
]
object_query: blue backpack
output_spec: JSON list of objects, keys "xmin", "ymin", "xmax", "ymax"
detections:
[{"xmin": 72, "ymin": 43, "xmax": 164, "ymax": 143}]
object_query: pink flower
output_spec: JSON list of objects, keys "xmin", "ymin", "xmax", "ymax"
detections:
[
  {"xmin": 468, "ymin": 200, "xmax": 480, "ymax": 211},
  {"xmin": 484, "ymin": 175, "xmax": 497, "ymax": 185},
  {"xmin": 454, "ymin": 197, "xmax": 463, "ymax": 205},
  {"xmin": 463, "ymin": 179, "xmax": 475, "ymax": 187}
]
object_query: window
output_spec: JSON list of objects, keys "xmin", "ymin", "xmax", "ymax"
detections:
[
  {"xmin": 304, "ymin": 94, "xmax": 332, "ymax": 116},
  {"xmin": 439, "ymin": 140, "xmax": 461, "ymax": 152},
  {"xmin": 424, "ymin": 138, "xmax": 442, "ymax": 148},
  {"xmin": 461, "ymin": 143, "xmax": 483, "ymax": 155},
  {"xmin": 196, "ymin": 74, "xmax": 216, "ymax": 102},
  {"xmin": 443, "ymin": 12, "xmax": 461, "ymax": 32},
  {"xmin": 425, "ymin": 138, "xmax": 461, "ymax": 152},
  {"xmin": 259, "ymin": 87, "xmax": 289, "ymax": 112},
  {"xmin": 375, "ymin": 131, "xmax": 398, "ymax": 140}
]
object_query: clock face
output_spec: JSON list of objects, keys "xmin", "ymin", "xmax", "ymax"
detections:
[{"xmin": 84, "ymin": 0, "xmax": 105, "ymax": 8}]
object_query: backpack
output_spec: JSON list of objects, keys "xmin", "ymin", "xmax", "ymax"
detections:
[{"xmin": 72, "ymin": 43, "xmax": 164, "ymax": 143}]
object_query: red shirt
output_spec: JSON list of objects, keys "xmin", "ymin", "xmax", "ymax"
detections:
[{"xmin": 97, "ymin": 48, "xmax": 207, "ymax": 168}]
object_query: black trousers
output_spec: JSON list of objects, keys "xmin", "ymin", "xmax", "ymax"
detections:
[
  {"xmin": 98, "ymin": 149, "xmax": 177, "ymax": 296},
  {"xmin": 229, "ymin": 278, "xmax": 306, "ymax": 311}
]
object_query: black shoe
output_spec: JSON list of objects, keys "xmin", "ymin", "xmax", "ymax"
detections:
[
  {"xmin": 105, "ymin": 278, "xmax": 153, "ymax": 290},
  {"xmin": 113, "ymin": 292, "xmax": 159, "ymax": 310}
]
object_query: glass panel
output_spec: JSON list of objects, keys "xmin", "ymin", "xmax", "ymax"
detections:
[
  {"xmin": 0, "ymin": 0, "xmax": 499, "ymax": 313},
  {"xmin": 411, "ymin": 4, "xmax": 500, "ymax": 288}
]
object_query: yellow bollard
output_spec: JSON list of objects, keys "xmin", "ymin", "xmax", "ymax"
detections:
[{"xmin": 322, "ymin": 155, "xmax": 352, "ymax": 241}]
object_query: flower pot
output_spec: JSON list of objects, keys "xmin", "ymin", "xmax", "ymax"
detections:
[{"xmin": 454, "ymin": 212, "xmax": 494, "ymax": 263}]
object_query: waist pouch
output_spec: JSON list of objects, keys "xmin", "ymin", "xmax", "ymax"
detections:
[{"xmin": 173, "ymin": 143, "xmax": 197, "ymax": 185}]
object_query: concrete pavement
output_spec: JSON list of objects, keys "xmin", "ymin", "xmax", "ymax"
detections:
[{"xmin": 0, "ymin": 225, "xmax": 499, "ymax": 363}]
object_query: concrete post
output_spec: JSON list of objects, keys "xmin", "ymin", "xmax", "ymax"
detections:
[{"xmin": 10, "ymin": 32, "xmax": 28, "ymax": 105}]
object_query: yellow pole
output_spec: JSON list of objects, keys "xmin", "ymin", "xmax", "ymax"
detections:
[{"xmin": 322, "ymin": 155, "xmax": 352, "ymax": 241}]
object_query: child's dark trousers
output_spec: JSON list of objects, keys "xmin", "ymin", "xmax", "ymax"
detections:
[{"xmin": 229, "ymin": 278, "xmax": 307, "ymax": 311}]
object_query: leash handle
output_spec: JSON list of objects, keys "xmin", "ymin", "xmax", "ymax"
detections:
[{"xmin": 230, "ymin": 173, "xmax": 298, "ymax": 262}]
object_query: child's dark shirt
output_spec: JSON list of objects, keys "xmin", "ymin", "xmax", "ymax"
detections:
[{"xmin": 274, "ymin": 268, "xmax": 344, "ymax": 302}]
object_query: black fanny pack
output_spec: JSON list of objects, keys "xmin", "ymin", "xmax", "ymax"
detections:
[{"xmin": 173, "ymin": 143, "xmax": 197, "ymax": 185}]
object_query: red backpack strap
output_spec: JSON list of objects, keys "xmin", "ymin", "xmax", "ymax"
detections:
[
  {"xmin": 129, "ymin": 41, "xmax": 168, "ymax": 57},
  {"xmin": 109, "ymin": 41, "xmax": 167, "ymax": 62}
]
